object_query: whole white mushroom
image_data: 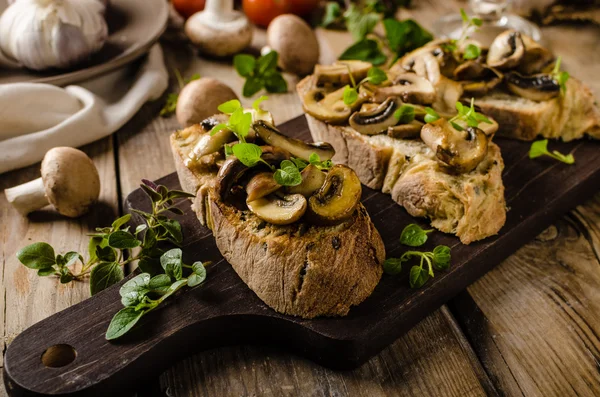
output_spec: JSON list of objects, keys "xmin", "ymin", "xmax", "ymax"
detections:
[
  {"xmin": 267, "ymin": 14, "xmax": 320, "ymax": 76},
  {"xmin": 176, "ymin": 77, "xmax": 238, "ymax": 128},
  {"xmin": 5, "ymin": 147, "xmax": 101, "ymax": 217},
  {"xmin": 184, "ymin": 0, "xmax": 252, "ymax": 57}
]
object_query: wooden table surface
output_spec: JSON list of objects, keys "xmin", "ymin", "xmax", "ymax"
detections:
[{"xmin": 1, "ymin": 1, "xmax": 600, "ymax": 396}]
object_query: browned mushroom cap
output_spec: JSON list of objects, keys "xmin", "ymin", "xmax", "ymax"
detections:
[
  {"xmin": 373, "ymin": 73, "xmax": 436, "ymax": 104},
  {"xmin": 215, "ymin": 146, "xmax": 290, "ymax": 200},
  {"xmin": 461, "ymin": 67, "xmax": 503, "ymax": 97},
  {"xmin": 314, "ymin": 60, "xmax": 372, "ymax": 85},
  {"xmin": 487, "ymin": 30, "xmax": 525, "ymax": 70},
  {"xmin": 287, "ymin": 164, "xmax": 326, "ymax": 197},
  {"xmin": 420, "ymin": 119, "xmax": 489, "ymax": 173},
  {"xmin": 247, "ymin": 193, "xmax": 307, "ymax": 225},
  {"xmin": 504, "ymin": 71, "xmax": 560, "ymax": 101},
  {"xmin": 307, "ymin": 165, "xmax": 362, "ymax": 225},
  {"xmin": 253, "ymin": 120, "xmax": 335, "ymax": 161},
  {"xmin": 518, "ymin": 34, "xmax": 554, "ymax": 75},
  {"xmin": 302, "ymin": 86, "xmax": 355, "ymax": 124},
  {"xmin": 387, "ymin": 120, "xmax": 424, "ymax": 139},
  {"xmin": 42, "ymin": 147, "xmax": 101, "ymax": 217},
  {"xmin": 246, "ymin": 172, "xmax": 281, "ymax": 202},
  {"xmin": 349, "ymin": 97, "xmax": 401, "ymax": 135}
]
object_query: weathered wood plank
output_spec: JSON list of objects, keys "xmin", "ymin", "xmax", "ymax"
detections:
[{"xmin": 0, "ymin": 138, "xmax": 118, "ymax": 366}]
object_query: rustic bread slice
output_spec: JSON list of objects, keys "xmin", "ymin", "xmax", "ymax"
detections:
[
  {"xmin": 298, "ymin": 76, "xmax": 506, "ymax": 244},
  {"xmin": 474, "ymin": 78, "xmax": 600, "ymax": 141},
  {"xmin": 170, "ymin": 119, "xmax": 385, "ymax": 318},
  {"xmin": 208, "ymin": 191, "xmax": 384, "ymax": 318}
]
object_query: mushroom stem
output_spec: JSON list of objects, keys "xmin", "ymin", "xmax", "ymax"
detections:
[
  {"xmin": 4, "ymin": 178, "xmax": 48, "ymax": 215},
  {"xmin": 204, "ymin": 0, "xmax": 234, "ymax": 21}
]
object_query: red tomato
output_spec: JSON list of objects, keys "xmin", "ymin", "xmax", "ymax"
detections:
[
  {"xmin": 172, "ymin": 0, "xmax": 205, "ymax": 19},
  {"xmin": 289, "ymin": 0, "xmax": 319, "ymax": 17},
  {"xmin": 243, "ymin": 0, "xmax": 292, "ymax": 28}
]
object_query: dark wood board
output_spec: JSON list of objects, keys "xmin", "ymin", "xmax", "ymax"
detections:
[{"xmin": 4, "ymin": 115, "xmax": 600, "ymax": 396}]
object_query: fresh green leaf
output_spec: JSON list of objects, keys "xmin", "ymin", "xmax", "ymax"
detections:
[
  {"xmin": 148, "ymin": 274, "xmax": 172, "ymax": 293},
  {"xmin": 243, "ymin": 76, "xmax": 264, "ymax": 97},
  {"xmin": 529, "ymin": 140, "xmax": 575, "ymax": 164},
  {"xmin": 138, "ymin": 257, "xmax": 162, "ymax": 276},
  {"xmin": 63, "ymin": 251, "xmax": 82, "ymax": 268},
  {"xmin": 140, "ymin": 184, "xmax": 162, "ymax": 202},
  {"xmin": 339, "ymin": 39, "xmax": 387, "ymax": 66},
  {"xmin": 432, "ymin": 245, "xmax": 451, "ymax": 270},
  {"xmin": 209, "ymin": 123, "xmax": 229, "ymax": 136},
  {"xmin": 463, "ymin": 43, "xmax": 481, "ymax": 60},
  {"xmin": 322, "ymin": 1, "xmax": 343, "ymax": 27},
  {"xmin": 60, "ymin": 272, "xmax": 74, "ymax": 284},
  {"xmin": 450, "ymin": 121, "xmax": 465, "ymax": 131},
  {"xmin": 96, "ymin": 245, "xmax": 117, "ymax": 262},
  {"xmin": 343, "ymin": 85, "xmax": 359, "ymax": 105},
  {"xmin": 108, "ymin": 231, "xmax": 141, "ymax": 249},
  {"xmin": 234, "ymin": 54, "xmax": 256, "ymax": 77},
  {"xmin": 366, "ymin": 67, "xmax": 387, "ymax": 85},
  {"xmin": 232, "ymin": 143, "xmax": 264, "ymax": 167},
  {"xmin": 218, "ymin": 99, "xmax": 242, "ymax": 114},
  {"xmin": 460, "ymin": 8, "xmax": 469, "ymax": 22},
  {"xmin": 472, "ymin": 17, "xmax": 482, "ymax": 27},
  {"xmin": 159, "ymin": 93, "xmax": 179, "ymax": 117},
  {"xmin": 383, "ymin": 257, "xmax": 403, "ymax": 275},
  {"xmin": 135, "ymin": 224, "xmax": 147, "ymax": 235},
  {"xmin": 187, "ymin": 273, "xmax": 203, "ymax": 287},
  {"xmin": 38, "ymin": 268, "xmax": 56, "ymax": 276},
  {"xmin": 192, "ymin": 262, "xmax": 207, "ymax": 279},
  {"xmin": 344, "ymin": 4, "xmax": 380, "ymax": 41},
  {"xmin": 90, "ymin": 262, "xmax": 124, "ymax": 296},
  {"xmin": 257, "ymin": 51, "xmax": 278, "ymax": 75},
  {"xmin": 263, "ymin": 71, "xmax": 288, "ymax": 93},
  {"xmin": 120, "ymin": 273, "xmax": 151, "ymax": 306},
  {"xmin": 394, "ymin": 105, "xmax": 415, "ymax": 124},
  {"xmin": 424, "ymin": 107, "xmax": 440, "ymax": 123},
  {"xmin": 274, "ymin": 160, "xmax": 303, "ymax": 186},
  {"xmin": 88, "ymin": 236, "xmax": 103, "ymax": 263},
  {"xmin": 16, "ymin": 242, "xmax": 56, "ymax": 269},
  {"xmin": 158, "ymin": 219, "xmax": 183, "ymax": 245},
  {"xmin": 160, "ymin": 248, "xmax": 184, "ymax": 280},
  {"xmin": 111, "ymin": 214, "xmax": 131, "ymax": 231},
  {"xmin": 400, "ymin": 224, "xmax": 432, "ymax": 247},
  {"xmin": 165, "ymin": 189, "xmax": 197, "ymax": 200},
  {"xmin": 291, "ymin": 157, "xmax": 309, "ymax": 170},
  {"xmin": 106, "ymin": 307, "xmax": 144, "ymax": 340},
  {"xmin": 384, "ymin": 19, "xmax": 433, "ymax": 59},
  {"xmin": 409, "ymin": 265, "xmax": 430, "ymax": 288},
  {"xmin": 253, "ymin": 96, "xmax": 269, "ymax": 112}
]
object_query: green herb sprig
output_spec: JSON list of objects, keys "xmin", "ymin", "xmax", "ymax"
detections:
[
  {"xmin": 529, "ymin": 139, "xmax": 575, "ymax": 164},
  {"xmin": 551, "ymin": 56, "xmax": 570, "ymax": 95},
  {"xmin": 442, "ymin": 9, "xmax": 483, "ymax": 61},
  {"xmin": 423, "ymin": 99, "xmax": 492, "ymax": 131},
  {"xmin": 106, "ymin": 249, "xmax": 207, "ymax": 340},
  {"xmin": 234, "ymin": 51, "xmax": 287, "ymax": 97},
  {"xmin": 383, "ymin": 224, "xmax": 451, "ymax": 288},
  {"xmin": 160, "ymin": 70, "xmax": 201, "ymax": 117},
  {"xmin": 343, "ymin": 66, "xmax": 388, "ymax": 105},
  {"xmin": 394, "ymin": 104, "xmax": 415, "ymax": 124},
  {"xmin": 16, "ymin": 180, "xmax": 196, "ymax": 296}
]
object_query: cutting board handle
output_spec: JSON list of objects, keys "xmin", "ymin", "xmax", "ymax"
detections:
[{"xmin": 2, "ymin": 272, "xmax": 260, "ymax": 397}]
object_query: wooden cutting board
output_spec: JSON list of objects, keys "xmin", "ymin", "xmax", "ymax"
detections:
[{"xmin": 4, "ymin": 116, "xmax": 600, "ymax": 396}]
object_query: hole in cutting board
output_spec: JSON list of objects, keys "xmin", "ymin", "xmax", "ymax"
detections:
[{"xmin": 41, "ymin": 344, "xmax": 77, "ymax": 368}]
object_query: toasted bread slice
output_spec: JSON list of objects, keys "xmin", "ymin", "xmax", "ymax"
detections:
[
  {"xmin": 170, "ymin": 119, "xmax": 385, "ymax": 318},
  {"xmin": 209, "ymin": 191, "xmax": 384, "ymax": 318},
  {"xmin": 474, "ymin": 78, "xmax": 600, "ymax": 141},
  {"xmin": 298, "ymin": 76, "xmax": 506, "ymax": 244}
]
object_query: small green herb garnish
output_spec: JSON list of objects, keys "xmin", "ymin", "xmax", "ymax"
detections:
[
  {"xmin": 448, "ymin": 98, "xmax": 493, "ymax": 131},
  {"xmin": 394, "ymin": 104, "xmax": 415, "ymax": 124},
  {"xmin": 400, "ymin": 223, "xmax": 433, "ymax": 247},
  {"xmin": 529, "ymin": 139, "xmax": 575, "ymax": 164},
  {"xmin": 343, "ymin": 66, "xmax": 388, "ymax": 105},
  {"xmin": 424, "ymin": 107, "xmax": 441, "ymax": 124},
  {"xmin": 552, "ymin": 56, "xmax": 570, "ymax": 95},
  {"xmin": 442, "ymin": 9, "xmax": 483, "ymax": 61},
  {"xmin": 383, "ymin": 224, "xmax": 451, "ymax": 288},
  {"xmin": 233, "ymin": 51, "xmax": 287, "ymax": 97},
  {"xmin": 106, "ymin": 251, "xmax": 207, "ymax": 340},
  {"xmin": 309, "ymin": 153, "xmax": 333, "ymax": 170},
  {"xmin": 274, "ymin": 160, "xmax": 303, "ymax": 186},
  {"xmin": 160, "ymin": 70, "xmax": 200, "ymax": 117}
]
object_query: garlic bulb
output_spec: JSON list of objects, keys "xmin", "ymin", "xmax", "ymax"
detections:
[{"xmin": 0, "ymin": 0, "xmax": 108, "ymax": 71}]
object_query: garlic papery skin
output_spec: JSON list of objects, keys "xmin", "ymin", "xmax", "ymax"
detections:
[{"xmin": 0, "ymin": 0, "xmax": 108, "ymax": 71}]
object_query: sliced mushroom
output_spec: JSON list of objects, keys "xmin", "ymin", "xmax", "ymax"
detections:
[
  {"xmin": 247, "ymin": 193, "xmax": 307, "ymax": 225},
  {"xmin": 487, "ymin": 30, "xmax": 525, "ymax": 70},
  {"xmin": 505, "ymin": 71, "xmax": 560, "ymax": 101},
  {"xmin": 189, "ymin": 127, "xmax": 235, "ymax": 160},
  {"xmin": 412, "ymin": 52, "xmax": 441, "ymax": 84},
  {"xmin": 433, "ymin": 76, "xmax": 464, "ymax": 113},
  {"xmin": 287, "ymin": 165, "xmax": 326, "ymax": 197},
  {"xmin": 349, "ymin": 97, "xmax": 400, "ymax": 135},
  {"xmin": 303, "ymin": 86, "xmax": 354, "ymax": 124},
  {"xmin": 246, "ymin": 172, "xmax": 281, "ymax": 202},
  {"xmin": 373, "ymin": 73, "xmax": 436, "ymax": 104},
  {"xmin": 307, "ymin": 165, "xmax": 362, "ymax": 225},
  {"xmin": 453, "ymin": 61, "xmax": 489, "ymax": 81},
  {"xmin": 518, "ymin": 34, "xmax": 554, "ymax": 75},
  {"xmin": 387, "ymin": 120, "xmax": 424, "ymax": 139},
  {"xmin": 216, "ymin": 146, "xmax": 290, "ymax": 200},
  {"xmin": 399, "ymin": 41, "xmax": 458, "ymax": 78},
  {"xmin": 420, "ymin": 119, "xmax": 488, "ymax": 173},
  {"xmin": 314, "ymin": 60, "xmax": 372, "ymax": 85},
  {"xmin": 253, "ymin": 120, "xmax": 335, "ymax": 161},
  {"xmin": 461, "ymin": 68, "xmax": 503, "ymax": 97}
]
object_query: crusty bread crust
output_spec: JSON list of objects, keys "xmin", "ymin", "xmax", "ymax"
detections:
[
  {"xmin": 170, "ymin": 122, "xmax": 386, "ymax": 318},
  {"xmin": 298, "ymin": 76, "xmax": 507, "ymax": 244},
  {"xmin": 474, "ymin": 78, "xmax": 600, "ymax": 141},
  {"xmin": 209, "ymin": 192, "xmax": 384, "ymax": 318}
]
